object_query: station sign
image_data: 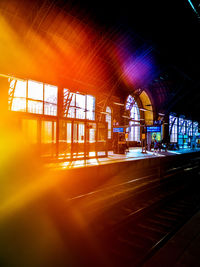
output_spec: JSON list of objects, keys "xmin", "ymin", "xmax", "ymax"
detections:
[
  {"xmin": 147, "ymin": 126, "xmax": 161, "ymax": 132},
  {"xmin": 113, "ymin": 127, "xmax": 124, "ymax": 133}
]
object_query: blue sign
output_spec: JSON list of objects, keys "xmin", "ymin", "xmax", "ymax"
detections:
[
  {"xmin": 113, "ymin": 127, "xmax": 124, "ymax": 133},
  {"xmin": 147, "ymin": 126, "xmax": 161, "ymax": 133}
]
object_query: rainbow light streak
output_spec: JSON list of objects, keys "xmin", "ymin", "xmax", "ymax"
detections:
[{"xmin": 0, "ymin": 2, "xmax": 162, "ymax": 265}]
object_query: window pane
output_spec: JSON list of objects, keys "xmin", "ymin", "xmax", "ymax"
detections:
[
  {"xmin": 63, "ymin": 89, "xmax": 75, "ymax": 117},
  {"xmin": 68, "ymin": 107, "xmax": 75, "ymax": 118},
  {"xmin": 126, "ymin": 96, "xmax": 140, "ymax": 142},
  {"xmin": 78, "ymin": 123, "xmax": 85, "ymax": 143},
  {"xmin": 76, "ymin": 108, "xmax": 85, "ymax": 119},
  {"xmin": 87, "ymin": 95, "xmax": 95, "ymax": 111},
  {"xmin": 44, "ymin": 103, "xmax": 57, "ymax": 116},
  {"xmin": 76, "ymin": 93, "xmax": 85, "ymax": 109},
  {"xmin": 12, "ymin": 98, "xmax": 26, "ymax": 112},
  {"xmin": 41, "ymin": 121, "xmax": 52, "ymax": 143},
  {"xmin": 44, "ymin": 84, "xmax": 57, "ymax": 104},
  {"xmin": 193, "ymin": 122, "xmax": 198, "ymax": 136},
  {"xmin": 73, "ymin": 123, "xmax": 78, "ymax": 142},
  {"xmin": 28, "ymin": 80, "xmax": 43, "ymax": 100},
  {"xmin": 86, "ymin": 95, "xmax": 95, "ymax": 120},
  {"xmin": 10, "ymin": 80, "xmax": 27, "ymax": 112},
  {"xmin": 169, "ymin": 115, "xmax": 177, "ymax": 142},
  {"xmin": 14, "ymin": 80, "xmax": 26, "ymax": 97},
  {"xmin": 106, "ymin": 106, "xmax": 112, "ymax": 139},
  {"xmin": 28, "ymin": 100, "xmax": 43, "ymax": 114},
  {"xmin": 87, "ymin": 111, "xmax": 95, "ymax": 120},
  {"xmin": 67, "ymin": 123, "xmax": 71, "ymax": 143}
]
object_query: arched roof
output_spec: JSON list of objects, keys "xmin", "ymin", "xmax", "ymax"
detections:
[{"xmin": 0, "ymin": 0, "xmax": 200, "ymax": 121}]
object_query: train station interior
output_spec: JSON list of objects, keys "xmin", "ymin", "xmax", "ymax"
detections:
[{"xmin": 1, "ymin": 0, "xmax": 200, "ymax": 266}]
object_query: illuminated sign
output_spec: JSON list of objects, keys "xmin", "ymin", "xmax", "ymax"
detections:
[
  {"xmin": 147, "ymin": 126, "xmax": 161, "ymax": 132},
  {"xmin": 151, "ymin": 132, "xmax": 161, "ymax": 141},
  {"xmin": 113, "ymin": 127, "xmax": 124, "ymax": 133}
]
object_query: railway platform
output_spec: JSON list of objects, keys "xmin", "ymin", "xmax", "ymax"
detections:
[{"xmin": 47, "ymin": 147, "xmax": 200, "ymax": 170}]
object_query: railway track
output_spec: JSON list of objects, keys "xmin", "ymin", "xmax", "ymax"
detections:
[
  {"xmin": 92, "ymin": 170, "xmax": 200, "ymax": 266},
  {"xmin": 66, "ymin": 157, "xmax": 200, "ymax": 267}
]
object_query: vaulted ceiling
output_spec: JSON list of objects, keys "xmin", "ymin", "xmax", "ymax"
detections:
[{"xmin": 0, "ymin": 0, "xmax": 199, "ymax": 120}]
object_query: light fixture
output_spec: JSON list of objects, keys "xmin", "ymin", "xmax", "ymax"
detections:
[
  {"xmin": 113, "ymin": 102, "xmax": 124, "ymax": 106},
  {"xmin": 122, "ymin": 115, "xmax": 131, "ymax": 119},
  {"xmin": 100, "ymin": 111, "xmax": 109, "ymax": 115}
]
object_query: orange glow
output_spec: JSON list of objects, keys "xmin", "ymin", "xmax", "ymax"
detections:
[{"xmin": 0, "ymin": 2, "xmax": 116, "ymax": 93}]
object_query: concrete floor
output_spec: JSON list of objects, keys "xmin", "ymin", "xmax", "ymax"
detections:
[{"xmin": 47, "ymin": 147, "xmax": 200, "ymax": 170}]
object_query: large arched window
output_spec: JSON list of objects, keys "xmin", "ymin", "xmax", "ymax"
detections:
[
  {"xmin": 106, "ymin": 106, "xmax": 112, "ymax": 139},
  {"xmin": 126, "ymin": 95, "xmax": 140, "ymax": 142}
]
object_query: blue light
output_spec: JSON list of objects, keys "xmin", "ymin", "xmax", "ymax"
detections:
[
  {"xmin": 113, "ymin": 127, "xmax": 124, "ymax": 133},
  {"xmin": 147, "ymin": 126, "xmax": 161, "ymax": 133},
  {"xmin": 188, "ymin": 0, "xmax": 199, "ymax": 16}
]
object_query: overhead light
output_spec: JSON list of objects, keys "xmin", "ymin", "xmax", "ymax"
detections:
[
  {"xmin": 158, "ymin": 113, "xmax": 165, "ymax": 116},
  {"xmin": 100, "ymin": 111, "xmax": 109, "ymax": 115},
  {"xmin": 113, "ymin": 102, "xmax": 124, "ymax": 106},
  {"xmin": 122, "ymin": 115, "xmax": 130, "ymax": 119}
]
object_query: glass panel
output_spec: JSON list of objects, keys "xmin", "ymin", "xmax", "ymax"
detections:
[
  {"xmin": 67, "ymin": 123, "xmax": 71, "ymax": 143},
  {"xmin": 193, "ymin": 122, "xmax": 198, "ymax": 136},
  {"xmin": 10, "ymin": 80, "xmax": 27, "ymax": 112},
  {"xmin": 87, "ymin": 111, "xmax": 95, "ymax": 120},
  {"xmin": 44, "ymin": 84, "xmax": 57, "ymax": 104},
  {"xmin": 78, "ymin": 123, "xmax": 85, "ymax": 143},
  {"xmin": 169, "ymin": 115, "xmax": 178, "ymax": 142},
  {"xmin": 76, "ymin": 93, "xmax": 85, "ymax": 119},
  {"xmin": 106, "ymin": 106, "xmax": 112, "ymax": 139},
  {"xmin": 128, "ymin": 98, "xmax": 140, "ymax": 142},
  {"xmin": 41, "ymin": 121, "xmax": 52, "ymax": 143},
  {"xmin": 76, "ymin": 93, "xmax": 85, "ymax": 109},
  {"xmin": 68, "ymin": 107, "xmax": 75, "ymax": 118},
  {"xmin": 14, "ymin": 80, "xmax": 26, "ymax": 97},
  {"xmin": 64, "ymin": 89, "xmax": 75, "ymax": 118},
  {"xmin": 76, "ymin": 108, "xmax": 85, "ymax": 119},
  {"xmin": 187, "ymin": 120, "xmax": 193, "ymax": 136},
  {"xmin": 126, "ymin": 95, "xmax": 135, "ymax": 110},
  {"xmin": 12, "ymin": 98, "xmax": 26, "ymax": 112},
  {"xmin": 28, "ymin": 100, "xmax": 43, "ymax": 114},
  {"xmin": 44, "ymin": 84, "xmax": 57, "ymax": 116},
  {"xmin": 73, "ymin": 123, "xmax": 78, "ymax": 143},
  {"xmin": 89, "ymin": 129, "xmax": 95, "ymax": 142},
  {"xmin": 44, "ymin": 103, "xmax": 57, "ymax": 116},
  {"xmin": 28, "ymin": 80, "xmax": 43, "ymax": 100},
  {"xmin": 86, "ymin": 95, "xmax": 95, "ymax": 120},
  {"xmin": 87, "ymin": 95, "xmax": 95, "ymax": 111}
]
